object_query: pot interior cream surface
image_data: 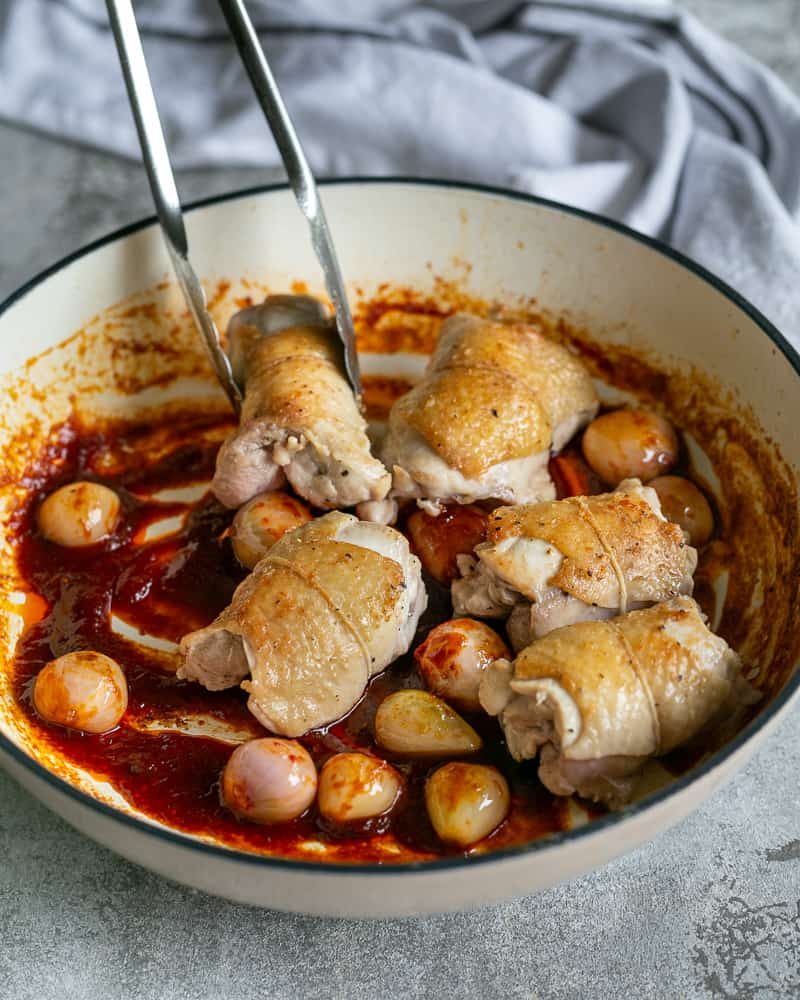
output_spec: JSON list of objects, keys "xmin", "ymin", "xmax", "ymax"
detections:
[{"xmin": 0, "ymin": 183, "xmax": 798, "ymax": 869}]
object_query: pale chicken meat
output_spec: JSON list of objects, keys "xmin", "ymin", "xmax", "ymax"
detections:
[
  {"xmin": 452, "ymin": 479, "xmax": 697, "ymax": 644},
  {"xmin": 381, "ymin": 314, "xmax": 598, "ymax": 510},
  {"xmin": 212, "ymin": 295, "xmax": 390, "ymax": 509},
  {"xmin": 480, "ymin": 597, "xmax": 756, "ymax": 808},
  {"xmin": 178, "ymin": 512, "xmax": 426, "ymax": 736}
]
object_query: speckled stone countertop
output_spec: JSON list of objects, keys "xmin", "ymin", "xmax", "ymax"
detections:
[{"xmin": 1, "ymin": 4, "xmax": 799, "ymax": 998}]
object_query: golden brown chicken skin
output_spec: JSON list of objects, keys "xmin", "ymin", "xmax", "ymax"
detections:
[
  {"xmin": 178, "ymin": 512, "xmax": 426, "ymax": 736},
  {"xmin": 382, "ymin": 314, "xmax": 598, "ymax": 510},
  {"xmin": 480, "ymin": 597, "xmax": 756, "ymax": 808},
  {"xmin": 212, "ymin": 295, "xmax": 390, "ymax": 509},
  {"xmin": 453, "ymin": 478, "xmax": 697, "ymax": 641}
]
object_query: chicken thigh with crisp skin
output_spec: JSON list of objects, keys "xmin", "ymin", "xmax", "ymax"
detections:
[
  {"xmin": 480, "ymin": 597, "xmax": 756, "ymax": 808},
  {"xmin": 381, "ymin": 314, "xmax": 598, "ymax": 510},
  {"xmin": 178, "ymin": 512, "xmax": 426, "ymax": 736},
  {"xmin": 453, "ymin": 478, "xmax": 697, "ymax": 644},
  {"xmin": 212, "ymin": 295, "xmax": 390, "ymax": 509}
]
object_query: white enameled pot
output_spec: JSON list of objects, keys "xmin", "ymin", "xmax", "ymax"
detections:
[{"xmin": 0, "ymin": 180, "xmax": 798, "ymax": 917}]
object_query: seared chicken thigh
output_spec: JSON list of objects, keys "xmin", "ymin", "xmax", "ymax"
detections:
[
  {"xmin": 178, "ymin": 512, "xmax": 426, "ymax": 736},
  {"xmin": 453, "ymin": 479, "xmax": 697, "ymax": 643},
  {"xmin": 480, "ymin": 597, "xmax": 755, "ymax": 807},
  {"xmin": 382, "ymin": 314, "xmax": 598, "ymax": 509},
  {"xmin": 212, "ymin": 295, "xmax": 390, "ymax": 509}
]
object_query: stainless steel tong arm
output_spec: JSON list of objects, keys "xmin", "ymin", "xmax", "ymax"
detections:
[
  {"xmin": 106, "ymin": 0, "xmax": 243, "ymax": 415},
  {"xmin": 218, "ymin": 0, "xmax": 362, "ymax": 397}
]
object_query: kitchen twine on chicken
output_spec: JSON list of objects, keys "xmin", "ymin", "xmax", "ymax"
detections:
[
  {"xmin": 568, "ymin": 495, "xmax": 630, "ymax": 613},
  {"xmin": 614, "ymin": 623, "xmax": 663, "ymax": 753},
  {"xmin": 565, "ymin": 497, "xmax": 665, "ymax": 748},
  {"xmin": 261, "ymin": 556, "xmax": 374, "ymax": 675}
]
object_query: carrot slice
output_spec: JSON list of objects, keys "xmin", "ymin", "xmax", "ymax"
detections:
[{"xmin": 549, "ymin": 453, "xmax": 595, "ymax": 498}]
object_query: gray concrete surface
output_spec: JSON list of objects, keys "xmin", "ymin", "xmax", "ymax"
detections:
[{"xmin": 1, "ymin": 4, "xmax": 799, "ymax": 998}]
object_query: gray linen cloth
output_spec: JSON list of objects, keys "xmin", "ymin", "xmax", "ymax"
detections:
[{"xmin": 1, "ymin": 0, "xmax": 798, "ymax": 335}]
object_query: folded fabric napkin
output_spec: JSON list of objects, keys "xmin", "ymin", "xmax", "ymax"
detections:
[{"xmin": 1, "ymin": 0, "xmax": 798, "ymax": 335}]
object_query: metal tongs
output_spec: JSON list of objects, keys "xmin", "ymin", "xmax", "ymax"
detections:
[{"xmin": 106, "ymin": 0, "xmax": 361, "ymax": 415}]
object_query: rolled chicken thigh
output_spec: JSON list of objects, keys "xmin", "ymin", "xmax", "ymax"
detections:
[
  {"xmin": 453, "ymin": 479, "xmax": 697, "ymax": 642},
  {"xmin": 382, "ymin": 314, "xmax": 598, "ymax": 510},
  {"xmin": 480, "ymin": 597, "xmax": 756, "ymax": 808},
  {"xmin": 178, "ymin": 512, "xmax": 426, "ymax": 736},
  {"xmin": 212, "ymin": 295, "xmax": 390, "ymax": 509}
]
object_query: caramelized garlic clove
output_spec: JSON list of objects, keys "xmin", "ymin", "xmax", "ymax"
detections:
[
  {"xmin": 425, "ymin": 762, "xmax": 510, "ymax": 847},
  {"xmin": 374, "ymin": 690, "xmax": 482, "ymax": 756}
]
